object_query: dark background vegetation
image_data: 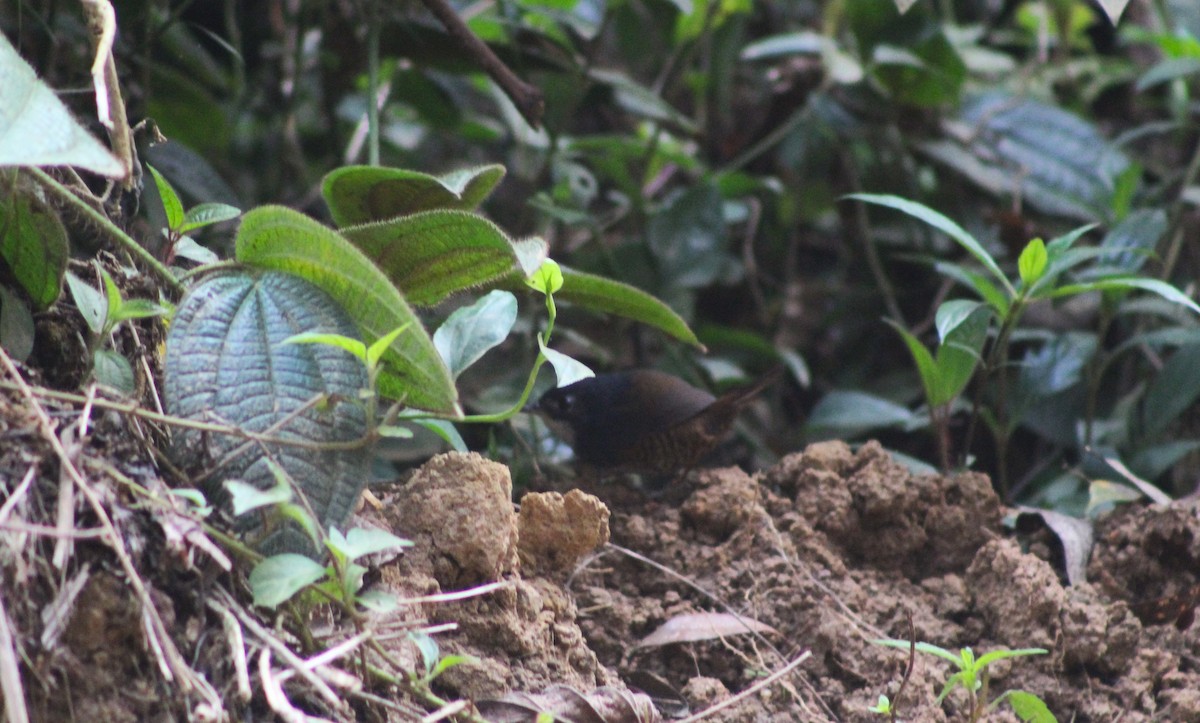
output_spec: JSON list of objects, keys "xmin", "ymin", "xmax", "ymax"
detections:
[{"xmin": 5, "ymin": 0, "xmax": 1200, "ymax": 509}]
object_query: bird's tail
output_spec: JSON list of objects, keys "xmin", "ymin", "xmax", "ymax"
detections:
[{"xmin": 714, "ymin": 364, "xmax": 784, "ymax": 407}]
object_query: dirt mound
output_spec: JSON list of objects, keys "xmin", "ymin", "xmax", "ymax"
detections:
[{"xmin": 370, "ymin": 443, "xmax": 1200, "ymax": 720}]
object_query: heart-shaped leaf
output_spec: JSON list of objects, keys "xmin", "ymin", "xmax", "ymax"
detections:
[{"xmin": 164, "ymin": 271, "xmax": 372, "ymax": 552}]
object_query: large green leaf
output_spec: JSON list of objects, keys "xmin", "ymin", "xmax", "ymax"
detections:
[
  {"xmin": 1092, "ymin": 209, "xmax": 1165, "ymax": 274},
  {"xmin": 482, "ymin": 263, "xmax": 703, "ymax": 349},
  {"xmin": 935, "ymin": 92, "xmax": 1131, "ymax": 223},
  {"xmin": 235, "ymin": 206, "xmax": 458, "ymax": 413},
  {"xmin": 1050, "ymin": 276, "xmax": 1200, "ymax": 316},
  {"xmin": 0, "ymin": 34, "xmax": 124, "ymax": 176},
  {"xmin": 933, "ymin": 261, "xmax": 1010, "ymax": 316},
  {"xmin": 850, "ymin": 193, "xmax": 1012, "ymax": 296},
  {"xmin": 932, "ymin": 305, "xmax": 989, "ymax": 405},
  {"xmin": 0, "ymin": 184, "xmax": 68, "ymax": 309},
  {"xmin": 341, "ymin": 210, "xmax": 519, "ymax": 306},
  {"xmin": 1010, "ymin": 333, "xmax": 1097, "ymax": 433},
  {"xmin": 556, "ymin": 267, "xmax": 704, "ymax": 349},
  {"xmin": 891, "ymin": 323, "xmax": 943, "ymax": 406},
  {"xmin": 1003, "ymin": 690, "xmax": 1057, "ymax": 723},
  {"xmin": 1140, "ymin": 342, "xmax": 1200, "ymax": 442},
  {"xmin": 647, "ymin": 182, "xmax": 732, "ymax": 289},
  {"xmin": 870, "ymin": 32, "xmax": 966, "ymax": 107},
  {"xmin": 0, "ymin": 286, "xmax": 34, "ymax": 362},
  {"xmin": 323, "ymin": 165, "xmax": 506, "ymax": 226},
  {"xmin": 889, "ymin": 304, "xmax": 988, "ymax": 409},
  {"xmin": 588, "ymin": 69, "xmax": 699, "ymax": 134},
  {"xmin": 1135, "ymin": 57, "xmax": 1200, "ymax": 91},
  {"xmin": 806, "ymin": 390, "xmax": 920, "ymax": 437},
  {"xmin": 164, "ymin": 271, "xmax": 370, "ymax": 554}
]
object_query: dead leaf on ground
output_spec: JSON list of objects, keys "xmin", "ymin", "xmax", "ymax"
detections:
[
  {"xmin": 1015, "ymin": 507, "xmax": 1094, "ymax": 586},
  {"xmin": 634, "ymin": 611, "xmax": 777, "ymax": 649},
  {"xmin": 477, "ymin": 684, "xmax": 659, "ymax": 723}
]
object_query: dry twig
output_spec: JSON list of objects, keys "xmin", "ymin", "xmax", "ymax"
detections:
[{"xmin": 0, "ymin": 346, "xmax": 224, "ymax": 715}]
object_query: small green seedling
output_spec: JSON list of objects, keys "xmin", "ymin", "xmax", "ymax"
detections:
[
  {"xmin": 147, "ymin": 163, "xmax": 241, "ymax": 264},
  {"xmin": 408, "ymin": 631, "xmax": 473, "ymax": 687},
  {"xmin": 872, "ymin": 639, "xmax": 1054, "ymax": 722},
  {"xmin": 64, "ymin": 263, "xmax": 169, "ymax": 394},
  {"xmin": 227, "ymin": 463, "xmax": 412, "ymax": 611},
  {"xmin": 868, "ymin": 694, "xmax": 894, "ymax": 716},
  {"xmin": 285, "ymin": 322, "xmax": 413, "ymax": 440}
]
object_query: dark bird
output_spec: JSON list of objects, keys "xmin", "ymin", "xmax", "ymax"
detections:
[{"xmin": 529, "ymin": 368, "xmax": 780, "ymax": 477}]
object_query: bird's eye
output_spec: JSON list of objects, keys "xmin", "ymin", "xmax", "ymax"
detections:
[{"xmin": 546, "ymin": 392, "xmax": 577, "ymax": 418}]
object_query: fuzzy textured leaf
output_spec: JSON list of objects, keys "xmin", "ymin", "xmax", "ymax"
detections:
[
  {"xmin": 556, "ymin": 267, "xmax": 704, "ymax": 349},
  {"xmin": 323, "ymin": 164, "xmax": 506, "ymax": 226},
  {"xmin": 341, "ymin": 210, "xmax": 520, "ymax": 306},
  {"xmin": 0, "ymin": 35, "xmax": 124, "ymax": 176},
  {"xmin": 234, "ymin": 205, "xmax": 458, "ymax": 413}
]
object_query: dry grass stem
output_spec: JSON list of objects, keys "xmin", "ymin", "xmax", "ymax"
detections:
[
  {"xmin": 211, "ymin": 589, "xmax": 351, "ymax": 715},
  {"xmin": 679, "ymin": 651, "xmax": 812, "ymax": 723},
  {"xmin": 0, "ymin": 347, "xmax": 223, "ymax": 713},
  {"xmin": 0, "ymin": 587, "xmax": 30, "ymax": 723}
]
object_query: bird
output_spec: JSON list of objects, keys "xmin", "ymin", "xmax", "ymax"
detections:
[{"xmin": 528, "ymin": 367, "xmax": 780, "ymax": 477}]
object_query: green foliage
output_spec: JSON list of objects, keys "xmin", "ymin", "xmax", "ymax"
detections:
[
  {"xmin": 0, "ymin": 33, "xmax": 123, "ymax": 176},
  {"xmin": 234, "ymin": 205, "xmax": 460, "ymax": 414},
  {"xmin": 0, "ymin": 175, "xmax": 68, "ymax": 311},
  {"xmin": 873, "ymin": 640, "xmax": 1052, "ymax": 722},
  {"xmin": 0, "ymin": 173, "xmax": 69, "ymax": 362},
  {"xmin": 551, "ymin": 267, "xmax": 703, "ymax": 349},
  {"xmin": 228, "ymin": 242, "xmax": 591, "ymax": 605},
  {"xmin": 323, "ymin": 164, "xmax": 506, "ymax": 224},
  {"xmin": 12, "ymin": 0, "xmax": 1200, "ymax": 715},
  {"xmin": 227, "ymin": 468, "xmax": 412, "ymax": 610},
  {"xmin": 286, "ymin": 322, "xmax": 415, "ymax": 440},
  {"xmin": 220, "ymin": 160, "xmax": 700, "ymax": 430},
  {"xmin": 868, "ymin": 693, "xmax": 893, "ymax": 716},
  {"xmin": 246, "ymin": 526, "xmax": 412, "ymax": 610},
  {"xmin": 340, "ymin": 210, "xmax": 526, "ymax": 306},
  {"xmin": 407, "ymin": 632, "xmax": 473, "ymax": 686},
  {"xmin": 64, "ymin": 265, "xmax": 168, "ymax": 394},
  {"xmin": 147, "ymin": 163, "xmax": 241, "ymax": 264},
  {"xmin": 324, "ymin": 165, "xmax": 702, "ymax": 348},
  {"xmin": 248, "ymin": 554, "xmax": 328, "ymax": 609},
  {"xmin": 12, "ymin": 0, "xmax": 1200, "ymax": 528},
  {"xmin": 433, "ymin": 291, "xmax": 519, "ymax": 380},
  {"xmin": 837, "ymin": 194, "xmax": 1200, "ymax": 495}
]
